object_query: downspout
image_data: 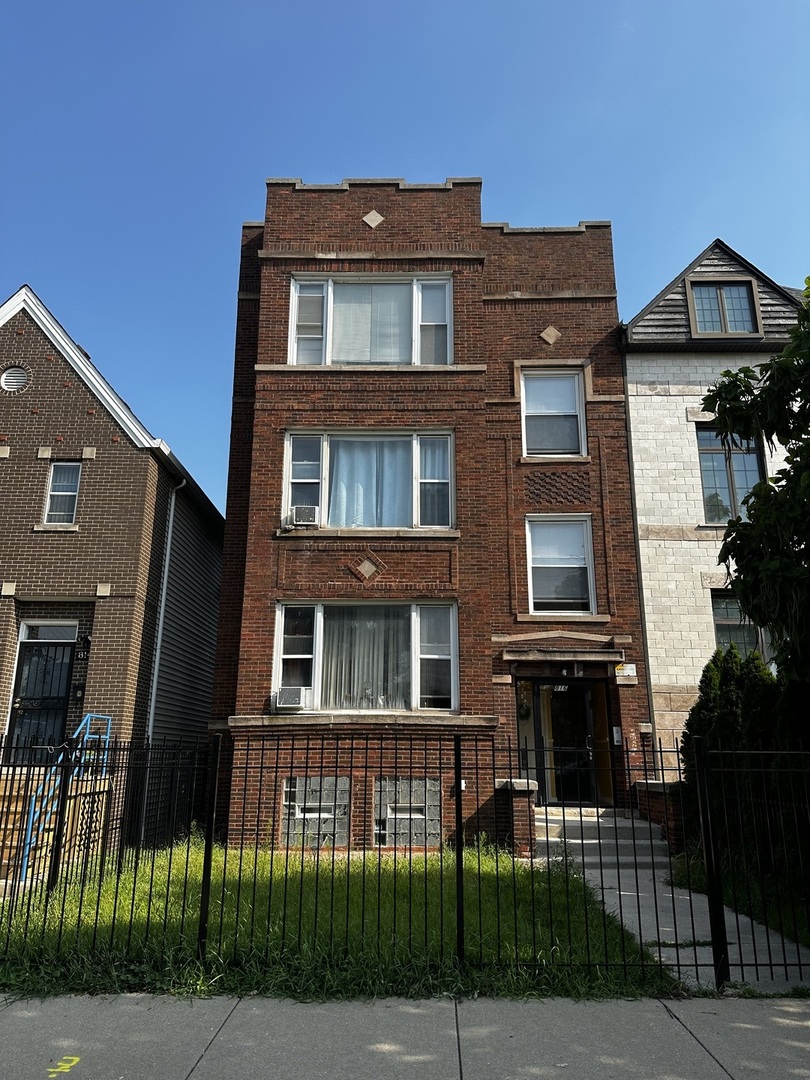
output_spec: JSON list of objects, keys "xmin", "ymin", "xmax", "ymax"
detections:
[
  {"xmin": 146, "ymin": 478, "xmax": 186, "ymax": 742},
  {"xmin": 621, "ymin": 328, "xmax": 659, "ymax": 765}
]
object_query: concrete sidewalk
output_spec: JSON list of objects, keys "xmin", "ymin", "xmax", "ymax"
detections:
[{"xmin": 2, "ymin": 994, "xmax": 809, "ymax": 1080}]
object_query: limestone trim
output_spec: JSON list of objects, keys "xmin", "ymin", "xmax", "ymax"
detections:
[
  {"xmin": 516, "ymin": 613, "xmax": 611, "ymax": 623},
  {"xmin": 229, "ymin": 712, "xmax": 499, "ymax": 730},
  {"xmin": 259, "ymin": 249, "xmax": 486, "ymax": 262},
  {"xmin": 256, "ymin": 364, "xmax": 488, "ymax": 374},
  {"xmin": 501, "ymin": 649, "xmax": 625, "ymax": 662},
  {"xmin": 638, "ymin": 524, "xmax": 726, "ymax": 541}
]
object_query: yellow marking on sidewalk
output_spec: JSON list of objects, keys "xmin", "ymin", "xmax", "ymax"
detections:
[{"xmin": 47, "ymin": 1055, "xmax": 80, "ymax": 1077}]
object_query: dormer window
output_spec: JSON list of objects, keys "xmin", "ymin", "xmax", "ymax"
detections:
[{"xmin": 687, "ymin": 277, "xmax": 762, "ymax": 338}]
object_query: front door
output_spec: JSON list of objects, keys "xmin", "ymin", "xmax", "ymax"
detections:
[
  {"xmin": 516, "ymin": 678, "xmax": 613, "ymax": 804},
  {"xmin": 6, "ymin": 624, "xmax": 77, "ymax": 761}
]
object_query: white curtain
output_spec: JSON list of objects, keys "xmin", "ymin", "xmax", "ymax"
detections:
[
  {"xmin": 332, "ymin": 284, "xmax": 411, "ymax": 364},
  {"xmin": 328, "ymin": 438, "xmax": 411, "ymax": 527},
  {"xmin": 322, "ymin": 607, "xmax": 411, "ymax": 710},
  {"xmin": 419, "ymin": 437, "xmax": 449, "ymax": 525}
]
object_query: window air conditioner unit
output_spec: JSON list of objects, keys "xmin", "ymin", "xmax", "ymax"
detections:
[
  {"xmin": 291, "ymin": 505, "xmax": 319, "ymax": 527},
  {"xmin": 277, "ymin": 686, "xmax": 312, "ymax": 709}
]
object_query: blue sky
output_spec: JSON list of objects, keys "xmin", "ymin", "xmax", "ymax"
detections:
[{"xmin": 3, "ymin": 0, "xmax": 808, "ymax": 511}]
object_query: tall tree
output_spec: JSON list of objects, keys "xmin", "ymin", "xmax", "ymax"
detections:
[{"xmin": 702, "ymin": 279, "xmax": 810, "ymax": 700}]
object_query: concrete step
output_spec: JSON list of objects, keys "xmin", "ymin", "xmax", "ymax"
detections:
[
  {"xmin": 534, "ymin": 809, "xmax": 671, "ymax": 869},
  {"xmin": 537, "ymin": 837, "xmax": 671, "ymax": 870}
]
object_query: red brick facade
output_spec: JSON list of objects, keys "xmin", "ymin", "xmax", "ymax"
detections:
[{"xmin": 214, "ymin": 179, "xmax": 651, "ymax": 844}]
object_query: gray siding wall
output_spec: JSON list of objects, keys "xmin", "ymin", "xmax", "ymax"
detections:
[
  {"xmin": 629, "ymin": 246, "xmax": 798, "ymax": 344},
  {"xmin": 151, "ymin": 490, "xmax": 222, "ymax": 742}
]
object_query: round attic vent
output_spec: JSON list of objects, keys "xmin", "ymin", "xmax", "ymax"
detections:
[{"xmin": 1, "ymin": 365, "xmax": 30, "ymax": 392}]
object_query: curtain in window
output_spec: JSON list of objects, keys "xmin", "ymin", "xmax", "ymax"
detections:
[
  {"xmin": 322, "ymin": 607, "xmax": 411, "ymax": 710},
  {"xmin": 419, "ymin": 606, "xmax": 452, "ymax": 708},
  {"xmin": 419, "ymin": 437, "xmax": 450, "ymax": 525},
  {"xmin": 327, "ymin": 438, "xmax": 411, "ymax": 527},
  {"xmin": 332, "ymin": 284, "xmax": 411, "ymax": 364}
]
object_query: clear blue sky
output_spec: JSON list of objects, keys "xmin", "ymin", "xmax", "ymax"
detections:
[{"xmin": 3, "ymin": 1, "xmax": 808, "ymax": 512}]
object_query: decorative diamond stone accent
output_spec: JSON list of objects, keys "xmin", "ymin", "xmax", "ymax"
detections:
[
  {"xmin": 362, "ymin": 209, "xmax": 384, "ymax": 229},
  {"xmin": 349, "ymin": 552, "xmax": 388, "ymax": 583},
  {"xmin": 540, "ymin": 325, "xmax": 561, "ymax": 345}
]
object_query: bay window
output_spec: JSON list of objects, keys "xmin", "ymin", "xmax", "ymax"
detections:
[
  {"xmin": 287, "ymin": 433, "xmax": 452, "ymax": 528},
  {"xmin": 276, "ymin": 603, "xmax": 458, "ymax": 712},
  {"xmin": 290, "ymin": 278, "xmax": 451, "ymax": 366}
]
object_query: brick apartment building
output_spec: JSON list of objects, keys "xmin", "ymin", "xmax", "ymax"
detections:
[
  {"xmin": 0, "ymin": 286, "xmax": 223, "ymax": 756},
  {"xmin": 213, "ymin": 178, "xmax": 650, "ymax": 845},
  {"xmin": 624, "ymin": 241, "xmax": 801, "ymax": 748}
]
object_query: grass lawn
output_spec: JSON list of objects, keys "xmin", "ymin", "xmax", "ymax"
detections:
[{"xmin": 0, "ymin": 839, "xmax": 676, "ymax": 998}]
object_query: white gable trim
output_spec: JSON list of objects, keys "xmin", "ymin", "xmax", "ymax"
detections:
[{"xmin": 0, "ymin": 285, "xmax": 166, "ymax": 452}]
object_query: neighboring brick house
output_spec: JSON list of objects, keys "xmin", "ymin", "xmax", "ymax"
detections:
[
  {"xmin": 624, "ymin": 241, "xmax": 801, "ymax": 748},
  {"xmin": 0, "ymin": 286, "xmax": 224, "ymax": 756},
  {"xmin": 213, "ymin": 177, "xmax": 650, "ymax": 844}
]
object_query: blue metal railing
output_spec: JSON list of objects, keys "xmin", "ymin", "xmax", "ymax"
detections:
[{"xmin": 19, "ymin": 714, "xmax": 112, "ymax": 882}]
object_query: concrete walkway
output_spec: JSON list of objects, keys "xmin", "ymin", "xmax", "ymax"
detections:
[
  {"xmin": 585, "ymin": 859, "xmax": 810, "ymax": 991},
  {"xmin": 539, "ymin": 807, "xmax": 810, "ymax": 990},
  {"xmin": 2, "ymin": 994, "xmax": 809, "ymax": 1080}
]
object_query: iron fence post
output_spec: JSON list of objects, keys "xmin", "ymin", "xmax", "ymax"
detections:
[
  {"xmin": 694, "ymin": 736, "xmax": 730, "ymax": 989},
  {"xmin": 453, "ymin": 734, "xmax": 465, "ymax": 966},
  {"xmin": 46, "ymin": 740, "xmax": 76, "ymax": 893},
  {"xmin": 197, "ymin": 733, "xmax": 221, "ymax": 961}
]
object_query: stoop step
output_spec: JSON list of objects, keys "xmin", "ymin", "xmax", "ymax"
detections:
[{"xmin": 535, "ymin": 808, "xmax": 671, "ymax": 871}]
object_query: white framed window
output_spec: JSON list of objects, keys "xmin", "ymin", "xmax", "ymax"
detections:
[
  {"xmin": 275, "ymin": 603, "xmax": 458, "ymax": 712},
  {"xmin": 687, "ymin": 277, "xmax": 761, "ymax": 337},
  {"xmin": 289, "ymin": 277, "xmax": 452, "ymax": 366},
  {"xmin": 45, "ymin": 463, "xmax": 81, "ymax": 524},
  {"xmin": 521, "ymin": 371, "xmax": 586, "ymax": 455},
  {"xmin": 286, "ymin": 433, "xmax": 452, "ymax": 528},
  {"xmin": 526, "ymin": 515, "xmax": 595, "ymax": 614}
]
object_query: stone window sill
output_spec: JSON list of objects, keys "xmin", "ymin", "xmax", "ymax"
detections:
[
  {"xmin": 519, "ymin": 455, "xmax": 591, "ymax": 465},
  {"xmin": 516, "ymin": 613, "xmax": 611, "ymax": 623},
  {"xmin": 275, "ymin": 527, "xmax": 461, "ymax": 540},
  {"xmin": 32, "ymin": 524, "xmax": 79, "ymax": 533},
  {"xmin": 229, "ymin": 711, "xmax": 498, "ymax": 730},
  {"xmin": 695, "ymin": 525, "xmax": 728, "ymax": 537},
  {"xmin": 256, "ymin": 364, "xmax": 488, "ymax": 374}
]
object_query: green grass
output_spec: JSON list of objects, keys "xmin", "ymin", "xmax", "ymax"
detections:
[{"xmin": 0, "ymin": 840, "xmax": 676, "ymax": 999}]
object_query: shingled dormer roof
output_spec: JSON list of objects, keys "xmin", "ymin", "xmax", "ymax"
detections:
[{"xmin": 625, "ymin": 239, "xmax": 801, "ymax": 352}]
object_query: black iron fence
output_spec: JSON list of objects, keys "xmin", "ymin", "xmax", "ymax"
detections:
[{"xmin": 0, "ymin": 732, "xmax": 807, "ymax": 993}]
